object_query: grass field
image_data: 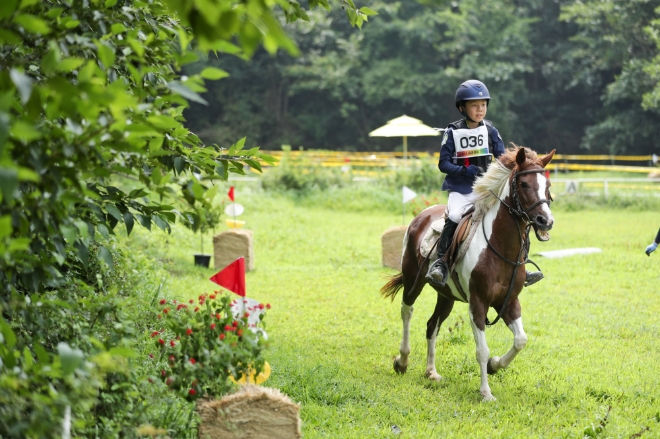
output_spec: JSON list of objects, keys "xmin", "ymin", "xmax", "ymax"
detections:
[{"xmin": 127, "ymin": 190, "xmax": 660, "ymax": 438}]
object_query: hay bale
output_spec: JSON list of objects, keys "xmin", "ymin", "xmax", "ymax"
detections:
[
  {"xmin": 197, "ymin": 385, "xmax": 301, "ymax": 439},
  {"xmin": 381, "ymin": 225, "xmax": 408, "ymax": 270},
  {"xmin": 213, "ymin": 230, "xmax": 254, "ymax": 271}
]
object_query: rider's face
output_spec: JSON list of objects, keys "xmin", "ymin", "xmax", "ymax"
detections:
[{"xmin": 462, "ymin": 99, "xmax": 488, "ymax": 123}]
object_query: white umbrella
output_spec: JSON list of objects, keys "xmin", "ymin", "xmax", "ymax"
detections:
[{"xmin": 368, "ymin": 115, "xmax": 441, "ymax": 161}]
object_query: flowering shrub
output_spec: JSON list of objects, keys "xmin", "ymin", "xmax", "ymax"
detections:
[
  {"xmin": 150, "ymin": 292, "xmax": 270, "ymax": 400},
  {"xmin": 410, "ymin": 192, "xmax": 444, "ymax": 216}
]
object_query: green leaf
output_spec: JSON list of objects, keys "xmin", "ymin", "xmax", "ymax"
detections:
[
  {"xmin": 13, "ymin": 14, "xmax": 51, "ymax": 34},
  {"xmin": 124, "ymin": 211, "xmax": 134, "ymax": 235},
  {"xmin": 0, "ymin": 29, "xmax": 21, "ymax": 45},
  {"xmin": 19, "ymin": 0, "xmax": 40, "ymax": 9},
  {"xmin": 10, "ymin": 69, "xmax": 33, "ymax": 104},
  {"xmin": 0, "ymin": 167, "xmax": 18, "ymax": 202},
  {"xmin": 108, "ymin": 347, "xmax": 136, "ymax": 357},
  {"xmin": 359, "ymin": 6, "xmax": 378, "ymax": 16},
  {"xmin": 60, "ymin": 224, "xmax": 77, "ymax": 243},
  {"xmin": 0, "ymin": 0, "xmax": 18, "ymax": 20},
  {"xmin": 235, "ymin": 137, "xmax": 246, "ymax": 151},
  {"xmin": 33, "ymin": 343, "xmax": 49, "ymax": 363},
  {"xmin": 105, "ymin": 0, "xmax": 118, "ymax": 7},
  {"xmin": 153, "ymin": 215, "xmax": 169, "ymax": 232},
  {"xmin": 57, "ymin": 58, "xmax": 85, "ymax": 72},
  {"xmin": 95, "ymin": 40, "xmax": 116, "ymax": 68},
  {"xmin": 111, "ymin": 23, "xmax": 126, "ymax": 34},
  {"xmin": 106, "ymin": 204, "xmax": 122, "ymax": 220},
  {"xmin": 98, "ymin": 246, "xmax": 114, "ymax": 268},
  {"xmin": 74, "ymin": 240, "xmax": 89, "ymax": 267},
  {"xmin": 0, "ymin": 216, "xmax": 12, "ymax": 239},
  {"xmin": 0, "ymin": 317, "xmax": 16, "ymax": 349},
  {"xmin": 10, "ymin": 120, "xmax": 42, "ymax": 142},
  {"xmin": 167, "ymin": 81, "xmax": 208, "ymax": 105},
  {"xmin": 98, "ymin": 223, "xmax": 110, "ymax": 239},
  {"xmin": 58, "ymin": 342, "xmax": 84, "ymax": 375},
  {"xmin": 200, "ymin": 67, "xmax": 229, "ymax": 80},
  {"xmin": 23, "ymin": 347, "xmax": 34, "ymax": 369}
]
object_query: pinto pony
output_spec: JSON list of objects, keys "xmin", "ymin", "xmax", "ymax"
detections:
[{"xmin": 381, "ymin": 146, "xmax": 555, "ymax": 401}]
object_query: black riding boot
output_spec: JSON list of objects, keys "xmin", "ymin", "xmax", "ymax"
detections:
[
  {"xmin": 425, "ymin": 219, "xmax": 459, "ymax": 287},
  {"xmin": 522, "ymin": 238, "xmax": 544, "ymax": 287}
]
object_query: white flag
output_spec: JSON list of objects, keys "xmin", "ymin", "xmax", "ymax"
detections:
[{"xmin": 402, "ymin": 186, "xmax": 417, "ymax": 203}]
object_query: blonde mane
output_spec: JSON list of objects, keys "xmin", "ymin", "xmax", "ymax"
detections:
[{"xmin": 472, "ymin": 146, "xmax": 542, "ymax": 220}]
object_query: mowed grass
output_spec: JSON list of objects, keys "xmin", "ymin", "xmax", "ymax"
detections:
[{"xmin": 127, "ymin": 192, "xmax": 660, "ymax": 438}]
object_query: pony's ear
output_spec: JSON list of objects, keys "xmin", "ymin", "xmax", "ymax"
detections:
[
  {"xmin": 540, "ymin": 150, "xmax": 556, "ymax": 168},
  {"xmin": 515, "ymin": 147, "xmax": 527, "ymax": 167}
]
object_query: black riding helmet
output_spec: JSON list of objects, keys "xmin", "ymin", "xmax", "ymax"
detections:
[{"xmin": 455, "ymin": 80, "xmax": 491, "ymax": 122}]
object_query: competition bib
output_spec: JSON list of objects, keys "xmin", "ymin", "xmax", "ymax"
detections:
[{"xmin": 451, "ymin": 124, "xmax": 490, "ymax": 159}]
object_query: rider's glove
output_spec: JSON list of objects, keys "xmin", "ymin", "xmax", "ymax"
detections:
[
  {"xmin": 645, "ymin": 242, "xmax": 658, "ymax": 256},
  {"xmin": 464, "ymin": 165, "xmax": 481, "ymax": 178}
]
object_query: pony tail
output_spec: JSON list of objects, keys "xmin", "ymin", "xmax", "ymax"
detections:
[{"xmin": 380, "ymin": 273, "xmax": 404, "ymax": 302}]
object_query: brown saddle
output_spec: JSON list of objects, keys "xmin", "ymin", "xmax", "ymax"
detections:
[{"xmin": 442, "ymin": 206, "xmax": 476, "ymax": 270}]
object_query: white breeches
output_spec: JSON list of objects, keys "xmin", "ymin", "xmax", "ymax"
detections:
[{"xmin": 447, "ymin": 191, "xmax": 478, "ymax": 223}]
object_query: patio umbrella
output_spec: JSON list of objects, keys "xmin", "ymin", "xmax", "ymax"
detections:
[{"xmin": 368, "ymin": 115, "xmax": 441, "ymax": 161}]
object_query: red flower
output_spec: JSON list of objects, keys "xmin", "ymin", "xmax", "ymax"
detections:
[
  {"xmin": 210, "ymin": 323, "xmax": 216, "ymax": 330},
  {"xmin": 158, "ymin": 339, "xmax": 165, "ymax": 346},
  {"xmin": 177, "ymin": 303, "xmax": 186, "ymax": 310},
  {"xmin": 258, "ymin": 304, "xmax": 265, "ymax": 310},
  {"xmin": 236, "ymin": 329, "xmax": 243, "ymax": 337},
  {"xmin": 159, "ymin": 299, "xmax": 166, "ymax": 305},
  {"xmin": 149, "ymin": 353, "xmax": 154, "ymax": 359},
  {"xmin": 186, "ymin": 328, "xmax": 193, "ymax": 336},
  {"xmin": 168, "ymin": 355, "xmax": 175, "ymax": 363},
  {"xmin": 163, "ymin": 308, "xmax": 170, "ymax": 314},
  {"xmin": 148, "ymin": 378, "xmax": 154, "ymax": 384},
  {"xmin": 166, "ymin": 377, "xmax": 173, "ymax": 386},
  {"xmin": 219, "ymin": 333, "xmax": 226, "ymax": 340},
  {"xmin": 189, "ymin": 299, "xmax": 194, "ymax": 304},
  {"xmin": 232, "ymin": 320, "xmax": 238, "ymax": 327},
  {"xmin": 266, "ymin": 304, "xmax": 271, "ymax": 309},
  {"xmin": 188, "ymin": 389, "xmax": 196, "ymax": 395},
  {"xmin": 189, "ymin": 358, "xmax": 196, "ymax": 365},
  {"xmin": 216, "ymin": 313, "xmax": 221, "ymax": 319},
  {"xmin": 150, "ymin": 331, "xmax": 160, "ymax": 338},
  {"xmin": 194, "ymin": 307, "xmax": 199, "ymax": 312},
  {"xmin": 170, "ymin": 340, "xmax": 175, "ymax": 347},
  {"xmin": 209, "ymin": 294, "xmax": 216, "ymax": 299},
  {"xmin": 157, "ymin": 314, "xmax": 162, "ymax": 319},
  {"xmin": 244, "ymin": 312, "xmax": 250, "ymax": 318},
  {"xmin": 161, "ymin": 369, "xmax": 166, "ymax": 377},
  {"xmin": 224, "ymin": 325, "xmax": 232, "ymax": 331}
]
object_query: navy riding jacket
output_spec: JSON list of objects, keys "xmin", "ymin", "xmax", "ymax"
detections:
[{"xmin": 438, "ymin": 119, "xmax": 505, "ymax": 194}]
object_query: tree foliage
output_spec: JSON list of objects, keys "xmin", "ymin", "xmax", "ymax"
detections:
[
  {"xmin": 0, "ymin": 0, "xmax": 371, "ymax": 436},
  {"xmin": 185, "ymin": 0, "xmax": 660, "ymax": 155}
]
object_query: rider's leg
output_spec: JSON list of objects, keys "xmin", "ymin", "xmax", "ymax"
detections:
[
  {"xmin": 523, "ymin": 234, "xmax": 544, "ymax": 287},
  {"xmin": 426, "ymin": 191, "xmax": 474, "ymax": 287}
]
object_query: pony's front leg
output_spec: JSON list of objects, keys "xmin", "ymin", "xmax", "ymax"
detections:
[
  {"xmin": 488, "ymin": 300, "xmax": 527, "ymax": 374},
  {"xmin": 469, "ymin": 301, "xmax": 495, "ymax": 401},
  {"xmin": 394, "ymin": 303, "xmax": 413, "ymax": 374}
]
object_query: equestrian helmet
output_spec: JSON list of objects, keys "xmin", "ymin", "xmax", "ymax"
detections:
[{"xmin": 455, "ymin": 80, "xmax": 491, "ymax": 109}]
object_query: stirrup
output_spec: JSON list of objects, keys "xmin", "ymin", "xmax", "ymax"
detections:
[
  {"xmin": 524, "ymin": 270, "xmax": 544, "ymax": 287},
  {"xmin": 426, "ymin": 259, "xmax": 448, "ymax": 287}
]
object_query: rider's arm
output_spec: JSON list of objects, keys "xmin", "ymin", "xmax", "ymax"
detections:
[
  {"xmin": 490, "ymin": 126, "xmax": 506, "ymax": 158},
  {"xmin": 438, "ymin": 130, "xmax": 465, "ymax": 177}
]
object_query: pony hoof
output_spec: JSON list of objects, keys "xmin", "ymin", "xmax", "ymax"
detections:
[
  {"xmin": 425, "ymin": 371, "xmax": 442, "ymax": 382},
  {"xmin": 393, "ymin": 358, "xmax": 407, "ymax": 374},
  {"xmin": 487, "ymin": 358, "xmax": 497, "ymax": 375},
  {"xmin": 482, "ymin": 393, "xmax": 497, "ymax": 402}
]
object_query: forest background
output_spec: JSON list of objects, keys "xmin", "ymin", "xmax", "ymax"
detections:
[{"xmin": 184, "ymin": 0, "xmax": 660, "ymax": 156}]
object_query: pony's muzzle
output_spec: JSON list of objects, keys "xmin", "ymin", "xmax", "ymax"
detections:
[{"xmin": 533, "ymin": 214, "xmax": 553, "ymax": 231}]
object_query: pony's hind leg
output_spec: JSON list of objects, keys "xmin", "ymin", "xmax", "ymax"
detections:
[
  {"xmin": 425, "ymin": 294, "xmax": 454, "ymax": 381},
  {"xmin": 487, "ymin": 299, "xmax": 527, "ymax": 374},
  {"xmin": 394, "ymin": 303, "xmax": 413, "ymax": 374}
]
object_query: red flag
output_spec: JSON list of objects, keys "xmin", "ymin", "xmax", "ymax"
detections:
[
  {"xmin": 210, "ymin": 257, "xmax": 245, "ymax": 296},
  {"xmin": 228, "ymin": 186, "xmax": 235, "ymax": 201}
]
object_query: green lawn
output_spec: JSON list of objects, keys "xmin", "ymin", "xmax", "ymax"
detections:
[{"xmin": 127, "ymin": 191, "xmax": 660, "ymax": 438}]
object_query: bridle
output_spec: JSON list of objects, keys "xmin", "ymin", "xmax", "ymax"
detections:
[{"xmin": 483, "ymin": 167, "xmax": 551, "ymax": 326}]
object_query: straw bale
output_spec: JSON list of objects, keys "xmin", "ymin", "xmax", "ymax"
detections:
[
  {"xmin": 381, "ymin": 225, "xmax": 408, "ymax": 270},
  {"xmin": 213, "ymin": 230, "xmax": 254, "ymax": 271},
  {"xmin": 197, "ymin": 385, "xmax": 301, "ymax": 439}
]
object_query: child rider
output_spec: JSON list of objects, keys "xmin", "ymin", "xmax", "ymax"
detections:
[{"xmin": 425, "ymin": 79, "xmax": 544, "ymax": 288}]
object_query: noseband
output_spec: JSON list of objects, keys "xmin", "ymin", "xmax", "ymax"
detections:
[{"xmin": 484, "ymin": 167, "xmax": 550, "ymax": 326}]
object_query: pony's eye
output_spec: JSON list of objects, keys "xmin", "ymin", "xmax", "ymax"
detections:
[{"xmin": 520, "ymin": 181, "xmax": 529, "ymax": 189}]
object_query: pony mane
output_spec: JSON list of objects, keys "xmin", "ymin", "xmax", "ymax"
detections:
[{"xmin": 472, "ymin": 145, "xmax": 542, "ymax": 220}]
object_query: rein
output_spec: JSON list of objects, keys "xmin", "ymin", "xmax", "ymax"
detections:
[{"xmin": 483, "ymin": 167, "xmax": 550, "ymax": 327}]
